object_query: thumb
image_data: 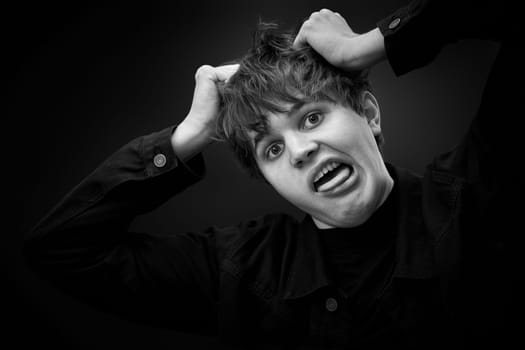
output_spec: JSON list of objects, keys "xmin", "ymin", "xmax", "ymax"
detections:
[
  {"xmin": 292, "ymin": 21, "xmax": 309, "ymax": 49},
  {"xmin": 214, "ymin": 64, "xmax": 239, "ymax": 83},
  {"xmin": 293, "ymin": 32, "xmax": 306, "ymax": 49}
]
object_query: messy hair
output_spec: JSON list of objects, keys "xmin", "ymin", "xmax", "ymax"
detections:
[{"xmin": 217, "ymin": 22, "xmax": 379, "ymax": 179}]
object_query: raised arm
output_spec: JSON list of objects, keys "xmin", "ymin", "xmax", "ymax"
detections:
[
  {"xmin": 172, "ymin": 64, "xmax": 239, "ymax": 160},
  {"xmin": 23, "ymin": 64, "xmax": 239, "ymax": 334},
  {"xmin": 293, "ymin": 0, "xmax": 519, "ymax": 178},
  {"xmin": 293, "ymin": 0, "xmax": 513, "ymax": 74}
]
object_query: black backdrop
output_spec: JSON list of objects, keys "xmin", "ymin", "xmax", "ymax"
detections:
[{"xmin": 7, "ymin": 0, "xmax": 499, "ymax": 348}]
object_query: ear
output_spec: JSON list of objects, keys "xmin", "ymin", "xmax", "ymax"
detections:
[{"xmin": 361, "ymin": 91, "xmax": 381, "ymax": 136}]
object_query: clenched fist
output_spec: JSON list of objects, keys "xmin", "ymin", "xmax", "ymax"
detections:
[
  {"xmin": 293, "ymin": 9, "xmax": 385, "ymax": 71},
  {"xmin": 172, "ymin": 64, "xmax": 239, "ymax": 160}
]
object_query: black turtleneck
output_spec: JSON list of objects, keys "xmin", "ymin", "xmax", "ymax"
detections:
[{"xmin": 316, "ymin": 179, "xmax": 399, "ymax": 302}]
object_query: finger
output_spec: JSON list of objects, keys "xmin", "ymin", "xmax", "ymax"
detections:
[
  {"xmin": 195, "ymin": 64, "xmax": 215, "ymax": 81},
  {"xmin": 293, "ymin": 20, "xmax": 309, "ymax": 49},
  {"xmin": 214, "ymin": 64, "xmax": 239, "ymax": 82},
  {"xmin": 334, "ymin": 12, "xmax": 349, "ymax": 25},
  {"xmin": 293, "ymin": 30, "xmax": 306, "ymax": 49},
  {"xmin": 293, "ymin": 10, "xmax": 322, "ymax": 49}
]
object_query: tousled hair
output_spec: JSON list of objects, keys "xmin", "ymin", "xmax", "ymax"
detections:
[{"xmin": 217, "ymin": 22, "xmax": 378, "ymax": 179}]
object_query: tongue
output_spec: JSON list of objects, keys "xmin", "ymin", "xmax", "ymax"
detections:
[{"xmin": 316, "ymin": 165, "xmax": 352, "ymax": 192}]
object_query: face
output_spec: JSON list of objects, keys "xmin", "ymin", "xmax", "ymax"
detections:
[{"xmin": 252, "ymin": 93, "xmax": 393, "ymax": 229}]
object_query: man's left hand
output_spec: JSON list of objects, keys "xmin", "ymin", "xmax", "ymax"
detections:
[{"xmin": 293, "ymin": 9, "xmax": 385, "ymax": 71}]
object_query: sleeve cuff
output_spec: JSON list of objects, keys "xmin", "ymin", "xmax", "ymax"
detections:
[
  {"xmin": 376, "ymin": 0, "xmax": 445, "ymax": 77},
  {"xmin": 141, "ymin": 125, "xmax": 206, "ymax": 181},
  {"xmin": 377, "ymin": 4, "xmax": 415, "ymax": 76}
]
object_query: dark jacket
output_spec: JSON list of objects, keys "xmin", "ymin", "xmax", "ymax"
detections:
[{"xmin": 24, "ymin": 0, "xmax": 522, "ymax": 349}]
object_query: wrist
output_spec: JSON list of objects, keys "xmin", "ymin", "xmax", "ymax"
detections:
[
  {"xmin": 342, "ymin": 28, "xmax": 386, "ymax": 71},
  {"xmin": 363, "ymin": 28, "xmax": 386, "ymax": 66},
  {"xmin": 171, "ymin": 117, "xmax": 215, "ymax": 161}
]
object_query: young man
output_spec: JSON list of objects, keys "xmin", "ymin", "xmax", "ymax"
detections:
[{"xmin": 24, "ymin": 0, "xmax": 521, "ymax": 348}]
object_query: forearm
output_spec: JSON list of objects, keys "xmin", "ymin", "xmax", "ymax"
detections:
[
  {"xmin": 25, "ymin": 126, "xmax": 204, "ymax": 256},
  {"xmin": 22, "ymin": 126, "xmax": 224, "ymax": 333},
  {"xmin": 342, "ymin": 28, "xmax": 386, "ymax": 71},
  {"xmin": 171, "ymin": 117, "xmax": 215, "ymax": 161},
  {"xmin": 378, "ymin": 0, "xmax": 513, "ymax": 76},
  {"xmin": 171, "ymin": 64, "xmax": 239, "ymax": 161}
]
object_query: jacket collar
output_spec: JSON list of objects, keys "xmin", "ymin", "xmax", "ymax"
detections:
[{"xmin": 282, "ymin": 164, "xmax": 437, "ymax": 300}]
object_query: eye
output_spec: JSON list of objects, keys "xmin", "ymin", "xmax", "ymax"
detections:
[
  {"xmin": 303, "ymin": 112, "xmax": 324, "ymax": 130},
  {"xmin": 265, "ymin": 142, "xmax": 284, "ymax": 160}
]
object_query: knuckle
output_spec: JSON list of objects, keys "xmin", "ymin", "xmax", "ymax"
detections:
[
  {"xmin": 195, "ymin": 65, "xmax": 214, "ymax": 78},
  {"xmin": 302, "ymin": 19, "xmax": 312, "ymax": 29}
]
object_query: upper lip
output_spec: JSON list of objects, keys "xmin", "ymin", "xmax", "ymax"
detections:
[{"xmin": 308, "ymin": 157, "xmax": 352, "ymax": 192}]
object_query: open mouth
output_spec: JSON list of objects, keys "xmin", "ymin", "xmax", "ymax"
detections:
[{"xmin": 313, "ymin": 161, "xmax": 354, "ymax": 193}]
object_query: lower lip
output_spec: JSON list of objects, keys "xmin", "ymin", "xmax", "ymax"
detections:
[{"xmin": 316, "ymin": 166, "xmax": 358, "ymax": 197}]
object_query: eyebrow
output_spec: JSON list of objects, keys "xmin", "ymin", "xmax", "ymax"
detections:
[
  {"xmin": 251, "ymin": 100, "xmax": 309, "ymax": 153},
  {"xmin": 287, "ymin": 100, "xmax": 308, "ymax": 115},
  {"xmin": 253, "ymin": 132, "xmax": 264, "ymax": 148}
]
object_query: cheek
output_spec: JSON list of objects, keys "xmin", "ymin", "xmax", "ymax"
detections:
[
  {"xmin": 322, "ymin": 117, "xmax": 361, "ymax": 144},
  {"xmin": 260, "ymin": 163, "xmax": 286, "ymax": 189},
  {"xmin": 261, "ymin": 164, "xmax": 304, "ymax": 199},
  {"xmin": 324, "ymin": 129, "xmax": 362, "ymax": 154},
  {"xmin": 332, "ymin": 124, "xmax": 376, "ymax": 156}
]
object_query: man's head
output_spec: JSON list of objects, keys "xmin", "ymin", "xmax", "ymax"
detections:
[{"xmin": 217, "ymin": 23, "xmax": 393, "ymax": 228}]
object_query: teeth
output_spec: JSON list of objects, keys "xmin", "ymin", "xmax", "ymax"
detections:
[{"xmin": 314, "ymin": 161, "xmax": 341, "ymax": 183}]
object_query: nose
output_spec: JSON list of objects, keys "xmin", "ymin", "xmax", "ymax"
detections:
[{"xmin": 288, "ymin": 135, "xmax": 319, "ymax": 168}]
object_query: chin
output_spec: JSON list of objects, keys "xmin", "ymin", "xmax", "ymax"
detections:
[
  {"xmin": 315, "ymin": 208, "xmax": 373, "ymax": 229},
  {"xmin": 342, "ymin": 211, "xmax": 373, "ymax": 227},
  {"xmin": 311, "ymin": 179, "xmax": 390, "ymax": 228}
]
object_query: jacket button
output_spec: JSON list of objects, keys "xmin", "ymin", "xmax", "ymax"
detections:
[
  {"xmin": 153, "ymin": 153, "xmax": 167, "ymax": 168},
  {"xmin": 388, "ymin": 17, "xmax": 401, "ymax": 29},
  {"xmin": 325, "ymin": 297, "xmax": 338, "ymax": 312}
]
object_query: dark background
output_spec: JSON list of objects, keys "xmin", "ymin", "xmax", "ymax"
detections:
[{"xmin": 7, "ymin": 0, "xmax": 499, "ymax": 348}]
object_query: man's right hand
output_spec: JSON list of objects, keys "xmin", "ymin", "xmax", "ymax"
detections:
[{"xmin": 172, "ymin": 64, "xmax": 239, "ymax": 161}]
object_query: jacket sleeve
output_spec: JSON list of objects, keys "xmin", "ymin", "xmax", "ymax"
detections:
[
  {"xmin": 378, "ymin": 0, "xmax": 521, "ymax": 238},
  {"xmin": 377, "ymin": 0, "xmax": 510, "ymax": 76},
  {"xmin": 23, "ymin": 125, "xmax": 221, "ymax": 335},
  {"xmin": 378, "ymin": 0, "xmax": 519, "ymax": 193}
]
